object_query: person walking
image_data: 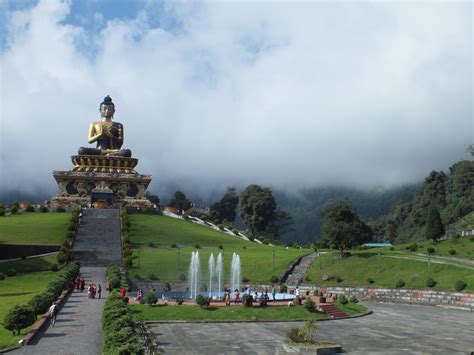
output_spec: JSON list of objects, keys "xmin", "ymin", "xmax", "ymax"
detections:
[
  {"xmin": 98, "ymin": 284, "xmax": 102, "ymax": 299},
  {"xmin": 271, "ymin": 285, "xmax": 276, "ymax": 301},
  {"xmin": 49, "ymin": 302, "xmax": 59, "ymax": 327}
]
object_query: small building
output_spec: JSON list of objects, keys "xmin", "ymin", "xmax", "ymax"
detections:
[{"xmin": 363, "ymin": 242, "xmax": 393, "ymax": 248}]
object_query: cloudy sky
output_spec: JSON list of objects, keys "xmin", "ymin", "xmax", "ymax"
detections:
[{"xmin": 0, "ymin": 0, "xmax": 472, "ymax": 200}]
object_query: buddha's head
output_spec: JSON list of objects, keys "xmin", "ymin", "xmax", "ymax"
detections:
[{"xmin": 100, "ymin": 95, "xmax": 115, "ymax": 119}]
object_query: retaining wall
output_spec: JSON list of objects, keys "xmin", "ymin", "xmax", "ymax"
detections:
[
  {"xmin": 299, "ymin": 285, "xmax": 474, "ymax": 311},
  {"xmin": 0, "ymin": 244, "xmax": 60, "ymax": 260}
]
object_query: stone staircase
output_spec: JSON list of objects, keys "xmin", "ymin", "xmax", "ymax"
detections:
[
  {"xmin": 283, "ymin": 252, "xmax": 318, "ymax": 286},
  {"xmin": 72, "ymin": 208, "xmax": 122, "ymax": 266},
  {"xmin": 318, "ymin": 303, "xmax": 348, "ymax": 319}
]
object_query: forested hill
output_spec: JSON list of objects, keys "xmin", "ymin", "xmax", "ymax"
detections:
[
  {"xmin": 275, "ymin": 184, "xmax": 418, "ymax": 245},
  {"xmin": 372, "ymin": 160, "xmax": 474, "ymax": 244}
]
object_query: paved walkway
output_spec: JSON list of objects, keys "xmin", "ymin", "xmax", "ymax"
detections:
[
  {"xmin": 14, "ymin": 267, "xmax": 107, "ymax": 355},
  {"xmin": 148, "ymin": 303, "xmax": 474, "ymax": 354}
]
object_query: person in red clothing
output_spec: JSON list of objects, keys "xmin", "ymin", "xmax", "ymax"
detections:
[
  {"xmin": 80, "ymin": 278, "xmax": 85, "ymax": 292},
  {"xmin": 119, "ymin": 287, "xmax": 126, "ymax": 298}
]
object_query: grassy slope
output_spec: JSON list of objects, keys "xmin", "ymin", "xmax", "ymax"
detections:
[
  {"xmin": 0, "ymin": 213, "xmax": 69, "ymax": 245},
  {"xmin": 130, "ymin": 304, "xmax": 329, "ymax": 321},
  {"xmin": 305, "ymin": 250, "xmax": 474, "ymax": 291},
  {"xmin": 0, "ymin": 272, "xmax": 57, "ymax": 349},
  {"xmin": 129, "ymin": 215, "xmax": 310, "ymax": 284},
  {"xmin": 0, "ymin": 254, "xmax": 57, "ymax": 274},
  {"xmin": 452, "ymin": 211, "xmax": 474, "ymax": 230},
  {"xmin": 383, "ymin": 238, "xmax": 474, "ymax": 260}
]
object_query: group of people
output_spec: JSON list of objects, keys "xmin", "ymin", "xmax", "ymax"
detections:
[
  {"xmin": 88, "ymin": 283, "xmax": 102, "ymax": 299},
  {"xmin": 221, "ymin": 286, "xmax": 278, "ymax": 306},
  {"xmin": 75, "ymin": 277, "xmax": 86, "ymax": 291}
]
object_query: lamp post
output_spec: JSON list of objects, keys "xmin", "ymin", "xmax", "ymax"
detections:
[
  {"xmin": 177, "ymin": 246, "xmax": 180, "ymax": 272},
  {"xmin": 272, "ymin": 249, "xmax": 275, "ymax": 272},
  {"xmin": 377, "ymin": 253, "xmax": 381, "ymax": 274}
]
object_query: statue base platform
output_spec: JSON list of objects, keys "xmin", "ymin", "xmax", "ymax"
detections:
[{"xmin": 51, "ymin": 155, "xmax": 152, "ymax": 208}]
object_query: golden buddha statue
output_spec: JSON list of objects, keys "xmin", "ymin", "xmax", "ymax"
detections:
[{"xmin": 78, "ymin": 95, "xmax": 132, "ymax": 157}]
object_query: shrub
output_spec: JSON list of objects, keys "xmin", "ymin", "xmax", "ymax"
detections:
[
  {"xmin": 426, "ymin": 277, "xmax": 437, "ymax": 288},
  {"xmin": 195, "ymin": 294, "xmax": 209, "ymax": 307},
  {"xmin": 148, "ymin": 273, "xmax": 158, "ymax": 280},
  {"xmin": 148, "ymin": 241, "xmax": 155, "ymax": 248},
  {"xmin": 286, "ymin": 320, "xmax": 317, "ymax": 344},
  {"xmin": 10, "ymin": 206, "xmax": 18, "ymax": 214},
  {"xmin": 146, "ymin": 293, "xmax": 158, "ymax": 305},
  {"xmin": 389, "ymin": 246, "xmax": 394, "ymax": 251},
  {"xmin": 0, "ymin": 273, "xmax": 4, "ymax": 280},
  {"xmin": 163, "ymin": 282, "xmax": 171, "ymax": 291},
  {"xmin": 50, "ymin": 264, "xmax": 59, "ymax": 272},
  {"xmin": 25, "ymin": 204, "xmax": 35, "ymax": 212},
  {"xmin": 68, "ymin": 223, "xmax": 76, "ymax": 232},
  {"xmin": 280, "ymin": 284, "xmax": 288, "ymax": 293},
  {"xmin": 0, "ymin": 207, "xmax": 5, "ymax": 216},
  {"xmin": 39, "ymin": 205, "xmax": 49, "ymax": 213},
  {"xmin": 57, "ymin": 251, "xmax": 68, "ymax": 265},
  {"xmin": 395, "ymin": 279, "xmax": 406, "ymax": 288},
  {"xmin": 7, "ymin": 269, "xmax": 16, "ymax": 277},
  {"xmin": 336, "ymin": 276, "xmax": 343, "ymax": 283},
  {"xmin": 123, "ymin": 256, "xmax": 133, "ymax": 269},
  {"xmin": 367, "ymin": 278, "xmax": 375, "ymax": 284},
  {"xmin": 218, "ymin": 245, "xmax": 223, "ymax": 249},
  {"xmin": 454, "ymin": 280, "xmax": 467, "ymax": 292},
  {"xmin": 28, "ymin": 292, "xmax": 55, "ymax": 317},
  {"xmin": 170, "ymin": 243, "xmax": 177, "ymax": 248},
  {"xmin": 242, "ymin": 294, "xmax": 253, "ymax": 307},
  {"xmin": 176, "ymin": 298, "xmax": 184, "ymax": 305},
  {"xmin": 338, "ymin": 294, "xmax": 348, "ymax": 305},
  {"xmin": 427, "ymin": 247, "xmax": 435, "ymax": 254},
  {"xmin": 269, "ymin": 275, "xmax": 279, "ymax": 283},
  {"xmin": 349, "ymin": 295, "xmax": 359, "ymax": 303},
  {"xmin": 56, "ymin": 206, "xmax": 66, "ymax": 212},
  {"xmin": 241, "ymin": 276, "xmax": 249, "ymax": 283},
  {"xmin": 3, "ymin": 305, "xmax": 36, "ymax": 335},
  {"xmin": 24, "ymin": 266, "xmax": 32, "ymax": 273},
  {"xmin": 194, "ymin": 244, "xmax": 200, "ymax": 249},
  {"xmin": 406, "ymin": 243, "xmax": 418, "ymax": 252},
  {"xmin": 448, "ymin": 249, "xmax": 456, "ymax": 255},
  {"xmin": 304, "ymin": 298, "xmax": 316, "ymax": 312},
  {"xmin": 108, "ymin": 277, "xmax": 121, "ymax": 290},
  {"xmin": 178, "ymin": 273, "xmax": 187, "ymax": 281}
]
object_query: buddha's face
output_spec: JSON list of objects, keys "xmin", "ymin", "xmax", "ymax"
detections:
[{"xmin": 100, "ymin": 104, "xmax": 115, "ymax": 119}]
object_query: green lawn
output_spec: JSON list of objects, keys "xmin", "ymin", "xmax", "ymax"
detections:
[
  {"xmin": 0, "ymin": 213, "xmax": 69, "ymax": 245},
  {"xmin": 0, "ymin": 272, "xmax": 57, "ymax": 350},
  {"xmin": 305, "ymin": 251, "xmax": 474, "ymax": 291},
  {"xmin": 381, "ymin": 237, "xmax": 474, "ymax": 260},
  {"xmin": 128, "ymin": 215, "xmax": 310, "ymax": 284},
  {"xmin": 130, "ymin": 304, "xmax": 329, "ymax": 321},
  {"xmin": 334, "ymin": 301, "xmax": 370, "ymax": 316},
  {"xmin": 0, "ymin": 254, "xmax": 57, "ymax": 274}
]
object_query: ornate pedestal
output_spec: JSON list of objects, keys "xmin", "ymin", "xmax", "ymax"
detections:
[{"xmin": 51, "ymin": 155, "xmax": 152, "ymax": 208}]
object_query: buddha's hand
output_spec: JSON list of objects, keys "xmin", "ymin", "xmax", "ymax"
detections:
[{"xmin": 102, "ymin": 125, "xmax": 112, "ymax": 137}]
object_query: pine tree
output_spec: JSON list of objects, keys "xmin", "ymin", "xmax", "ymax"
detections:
[{"xmin": 425, "ymin": 205, "xmax": 445, "ymax": 242}]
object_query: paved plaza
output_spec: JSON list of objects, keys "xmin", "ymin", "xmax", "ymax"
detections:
[{"xmin": 148, "ymin": 303, "xmax": 474, "ymax": 354}]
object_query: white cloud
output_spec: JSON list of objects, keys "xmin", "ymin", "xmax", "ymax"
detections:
[{"xmin": 0, "ymin": 0, "xmax": 472, "ymax": 198}]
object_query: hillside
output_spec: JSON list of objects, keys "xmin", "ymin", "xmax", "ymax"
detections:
[
  {"xmin": 372, "ymin": 160, "xmax": 474, "ymax": 243},
  {"xmin": 275, "ymin": 185, "xmax": 418, "ymax": 244},
  {"xmin": 128, "ymin": 214, "xmax": 311, "ymax": 284},
  {"xmin": 304, "ymin": 238, "xmax": 474, "ymax": 292}
]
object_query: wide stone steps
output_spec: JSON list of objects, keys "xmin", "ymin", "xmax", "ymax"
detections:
[{"xmin": 72, "ymin": 208, "xmax": 122, "ymax": 267}]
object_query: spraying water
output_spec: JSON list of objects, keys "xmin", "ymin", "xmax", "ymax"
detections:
[
  {"xmin": 188, "ymin": 251, "xmax": 200, "ymax": 299},
  {"xmin": 231, "ymin": 252, "xmax": 241, "ymax": 292},
  {"xmin": 208, "ymin": 253, "xmax": 215, "ymax": 297},
  {"xmin": 216, "ymin": 253, "xmax": 223, "ymax": 299}
]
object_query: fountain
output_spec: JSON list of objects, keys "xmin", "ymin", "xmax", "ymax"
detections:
[
  {"xmin": 216, "ymin": 253, "xmax": 223, "ymax": 299},
  {"xmin": 231, "ymin": 252, "xmax": 241, "ymax": 292},
  {"xmin": 188, "ymin": 251, "xmax": 200, "ymax": 299},
  {"xmin": 208, "ymin": 253, "xmax": 215, "ymax": 297}
]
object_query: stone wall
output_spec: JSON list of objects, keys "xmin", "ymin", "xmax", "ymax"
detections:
[
  {"xmin": 299, "ymin": 285, "xmax": 474, "ymax": 311},
  {"xmin": 0, "ymin": 244, "xmax": 60, "ymax": 260}
]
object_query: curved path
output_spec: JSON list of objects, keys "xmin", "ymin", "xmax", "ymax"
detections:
[
  {"xmin": 148, "ymin": 303, "xmax": 474, "ymax": 354},
  {"xmin": 13, "ymin": 267, "xmax": 106, "ymax": 355}
]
